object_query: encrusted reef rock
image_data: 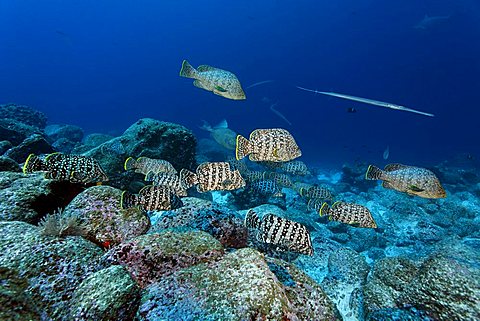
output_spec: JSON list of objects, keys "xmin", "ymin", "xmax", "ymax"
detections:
[
  {"xmin": 4, "ymin": 133, "xmax": 55, "ymax": 163},
  {"xmin": 106, "ymin": 229, "xmax": 224, "ymax": 288},
  {"xmin": 63, "ymin": 185, "xmax": 150, "ymax": 247},
  {"xmin": 364, "ymin": 239, "xmax": 480, "ymax": 321},
  {"xmin": 151, "ymin": 197, "xmax": 248, "ymax": 248},
  {"xmin": 0, "ymin": 156, "xmax": 21, "ymax": 172},
  {"xmin": 0, "ymin": 266, "xmax": 42, "ymax": 321},
  {"xmin": 0, "ymin": 103, "xmax": 47, "ymax": 128},
  {"xmin": 69, "ymin": 265, "xmax": 140, "ymax": 321},
  {"xmin": 137, "ymin": 248, "xmax": 341, "ymax": 321},
  {"xmin": 0, "ymin": 118, "xmax": 42, "ymax": 146},
  {"xmin": 0, "ymin": 172, "xmax": 84, "ymax": 223},
  {"xmin": 0, "ymin": 221, "xmax": 103, "ymax": 321},
  {"xmin": 44, "ymin": 123, "xmax": 84, "ymax": 143},
  {"xmin": 83, "ymin": 118, "xmax": 197, "ymax": 179},
  {"xmin": 321, "ymin": 247, "xmax": 370, "ymax": 320}
]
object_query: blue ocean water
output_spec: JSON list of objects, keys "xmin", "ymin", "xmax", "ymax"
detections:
[{"xmin": 2, "ymin": 0, "xmax": 479, "ymax": 169}]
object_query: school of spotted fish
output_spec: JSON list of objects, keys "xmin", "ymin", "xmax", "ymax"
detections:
[{"xmin": 18, "ymin": 62, "xmax": 447, "ymax": 259}]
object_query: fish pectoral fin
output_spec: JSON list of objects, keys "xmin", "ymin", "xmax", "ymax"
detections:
[
  {"xmin": 214, "ymin": 85, "xmax": 227, "ymax": 92},
  {"xmin": 408, "ymin": 185, "xmax": 424, "ymax": 192},
  {"xmin": 193, "ymin": 80, "xmax": 209, "ymax": 90}
]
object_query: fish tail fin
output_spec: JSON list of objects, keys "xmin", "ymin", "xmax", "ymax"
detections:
[
  {"xmin": 235, "ymin": 135, "xmax": 251, "ymax": 160},
  {"xmin": 23, "ymin": 154, "xmax": 45, "ymax": 174},
  {"xmin": 199, "ymin": 120, "xmax": 213, "ymax": 132},
  {"xmin": 245, "ymin": 209, "xmax": 261, "ymax": 229},
  {"xmin": 214, "ymin": 119, "xmax": 228, "ymax": 129},
  {"xmin": 120, "ymin": 191, "xmax": 138, "ymax": 209},
  {"xmin": 179, "ymin": 60, "xmax": 198, "ymax": 79},
  {"xmin": 319, "ymin": 202, "xmax": 331, "ymax": 217},
  {"xmin": 180, "ymin": 169, "xmax": 198, "ymax": 188},
  {"xmin": 365, "ymin": 165, "xmax": 384, "ymax": 180},
  {"xmin": 144, "ymin": 170, "xmax": 155, "ymax": 182},
  {"xmin": 124, "ymin": 157, "xmax": 136, "ymax": 171}
]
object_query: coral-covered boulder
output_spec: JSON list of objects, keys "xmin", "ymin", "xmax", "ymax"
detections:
[
  {"xmin": 44, "ymin": 124, "xmax": 84, "ymax": 143},
  {"xmin": 64, "ymin": 186, "xmax": 150, "ymax": 247},
  {"xmin": 83, "ymin": 119, "xmax": 197, "ymax": 178},
  {"xmin": 0, "ymin": 103, "xmax": 47, "ymax": 128},
  {"xmin": 69, "ymin": 265, "xmax": 140, "ymax": 321},
  {"xmin": 151, "ymin": 197, "xmax": 248, "ymax": 248},
  {"xmin": 0, "ymin": 140, "xmax": 12, "ymax": 155},
  {"xmin": 0, "ymin": 172, "xmax": 84, "ymax": 223},
  {"xmin": 0, "ymin": 118, "xmax": 42, "ymax": 146},
  {"xmin": 137, "ymin": 248, "xmax": 340, "ymax": 321},
  {"xmin": 0, "ymin": 221, "xmax": 103, "ymax": 320},
  {"xmin": 0, "ymin": 266, "xmax": 41, "ymax": 321},
  {"xmin": 4, "ymin": 134, "xmax": 55, "ymax": 163},
  {"xmin": 106, "ymin": 229, "xmax": 224, "ymax": 288},
  {"xmin": 0, "ymin": 156, "xmax": 21, "ymax": 172},
  {"xmin": 363, "ymin": 239, "xmax": 480, "ymax": 321}
]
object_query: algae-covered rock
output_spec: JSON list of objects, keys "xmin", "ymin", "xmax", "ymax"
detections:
[
  {"xmin": 0, "ymin": 103, "xmax": 47, "ymax": 128},
  {"xmin": 321, "ymin": 247, "xmax": 371, "ymax": 321},
  {"xmin": 4, "ymin": 133, "xmax": 55, "ymax": 163},
  {"xmin": 364, "ymin": 239, "xmax": 480, "ymax": 321},
  {"xmin": 0, "ymin": 267, "xmax": 41, "ymax": 321},
  {"xmin": 70, "ymin": 265, "xmax": 140, "ymax": 321},
  {"xmin": 83, "ymin": 118, "xmax": 197, "ymax": 178},
  {"xmin": 44, "ymin": 123, "xmax": 84, "ymax": 143},
  {"xmin": 152, "ymin": 197, "xmax": 248, "ymax": 248},
  {"xmin": 138, "ymin": 248, "xmax": 340, "ymax": 321},
  {"xmin": 0, "ymin": 221, "xmax": 103, "ymax": 320},
  {"xmin": 0, "ymin": 156, "xmax": 21, "ymax": 172},
  {"xmin": 64, "ymin": 185, "xmax": 150, "ymax": 247},
  {"xmin": 363, "ymin": 257, "xmax": 420, "ymax": 317},
  {"xmin": 0, "ymin": 172, "xmax": 84, "ymax": 223},
  {"xmin": 106, "ymin": 229, "xmax": 224, "ymax": 288}
]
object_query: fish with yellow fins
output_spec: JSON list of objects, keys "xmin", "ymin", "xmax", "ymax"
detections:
[
  {"xmin": 124, "ymin": 157, "xmax": 177, "ymax": 175},
  {"xmin": 236, "ymin": 128, "xmax": 302, "ymax": 162},
  {"xmin": 23, "ymin": 153, "xmax": 108, "ymax": 184},
  {"xmin": 179, "ymin": 60, "xmax": 246, "ymax": 100},
  {"xmin": 319, "ymin": 202, "xmax": 377, "ymax": 228},
  {"xmin": 121, "ymin": 185, "xmax": 183, "ymax": 211},
  {"xmin": 365, "ymin": 163, "xmax": 446, "ymax": 199}
]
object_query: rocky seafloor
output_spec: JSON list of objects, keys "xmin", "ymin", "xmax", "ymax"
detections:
[{"xmin": 0, "ymin": 103, "xmax": 479, "ymax": 321}]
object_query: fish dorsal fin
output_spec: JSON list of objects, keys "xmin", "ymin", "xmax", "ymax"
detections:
[
  {"xmin": 214, "ymin": 119, "xmax": 228, "ymax": 129},
  {"xmin": 384, "ymin": 163, "xmax": 410, "ymax": 172},
  {"xmin": 197, "ymin": 64, "xmax": 218, "ymax": 72}
]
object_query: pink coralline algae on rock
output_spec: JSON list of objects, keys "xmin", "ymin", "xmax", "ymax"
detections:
[
  {"xmin": 105, "ymin": 229, "xmax": 224, "ymax": 288},
  {"xmin": 63, "ymin": 185, "xmax": 150, "ymax": 247}
]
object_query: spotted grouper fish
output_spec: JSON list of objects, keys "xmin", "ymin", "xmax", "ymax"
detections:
[
  {"xmin": 365, "ymin": 163, "xmax": 446, "ymax": 199},
  {"xmin": 236, "ymin": 128, "xmax": 302, "ymax": 162},
  {"xmin": 262, "ymin": 160, "xmax": 311, "ymax": 176},
  {"xmin": 262, "ymin": 172, "xmax": 293, "ymax": 188},
  {"xmin": 250, "ymin": 179, "xmax": 283, "ymax": 197},
  {"xmin": 200, "ymin": 119, "xmax": 237, "ymax": 150},
  {"xmin": 320, "ymin": 202, "xmax": 377, "ymax": 228},
  {"xmin": 121, "ymin": 185, "xmax": 183, "ymax": 211},
  {"xmin": 124, "ymin": 157, "xmax": 177, "ymax": 175},
  {"xmin": 179, "ymin": 60, "xmax": 246, "ymax": 100},
  {"xmin": 144, "ymin": 171, "xmax": 188, "ymax": 197},
  {"xmin": 180, "ymin": 162, "xmax": 245, "ymax": 193},
  {"xmin": 245, "ymin": 210, "xmax": 313, "ymax": 256},
  {"xmin": 299, "ymin": 185, "xmax": 333, "ymax": 201},
  {"xmin": 23, "ymin": 153, "xmax": 108, "ymax": 184}
]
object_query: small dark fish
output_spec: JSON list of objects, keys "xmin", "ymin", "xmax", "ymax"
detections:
[
  {"xmin": 245, "ymin": 210, "xmax": 313, "ymax": 256},
  {"xmin": 263, "ymin": 172, "xmax": 293, "ymax": 188},
  {"xmin": 366, "ymin": 163, "xmax": 446, "ymax": 199},
  {"xmin": 347, "ymin": 107, "xmax": 357, "ymax": 113},
  {"xmin": 320, "ymin": 201, "xmax": 377, "ymax": 228},
  {"xmin": 180, "ymin": 162, "xmax": 245, "ymax": 193},
  {"xmin": 23, "ymin": 153, "xmax": 108, "ymax": 184},
  {"xmin": 121, "ymin": 185, "xmax": 183, "ymax": 211}
]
